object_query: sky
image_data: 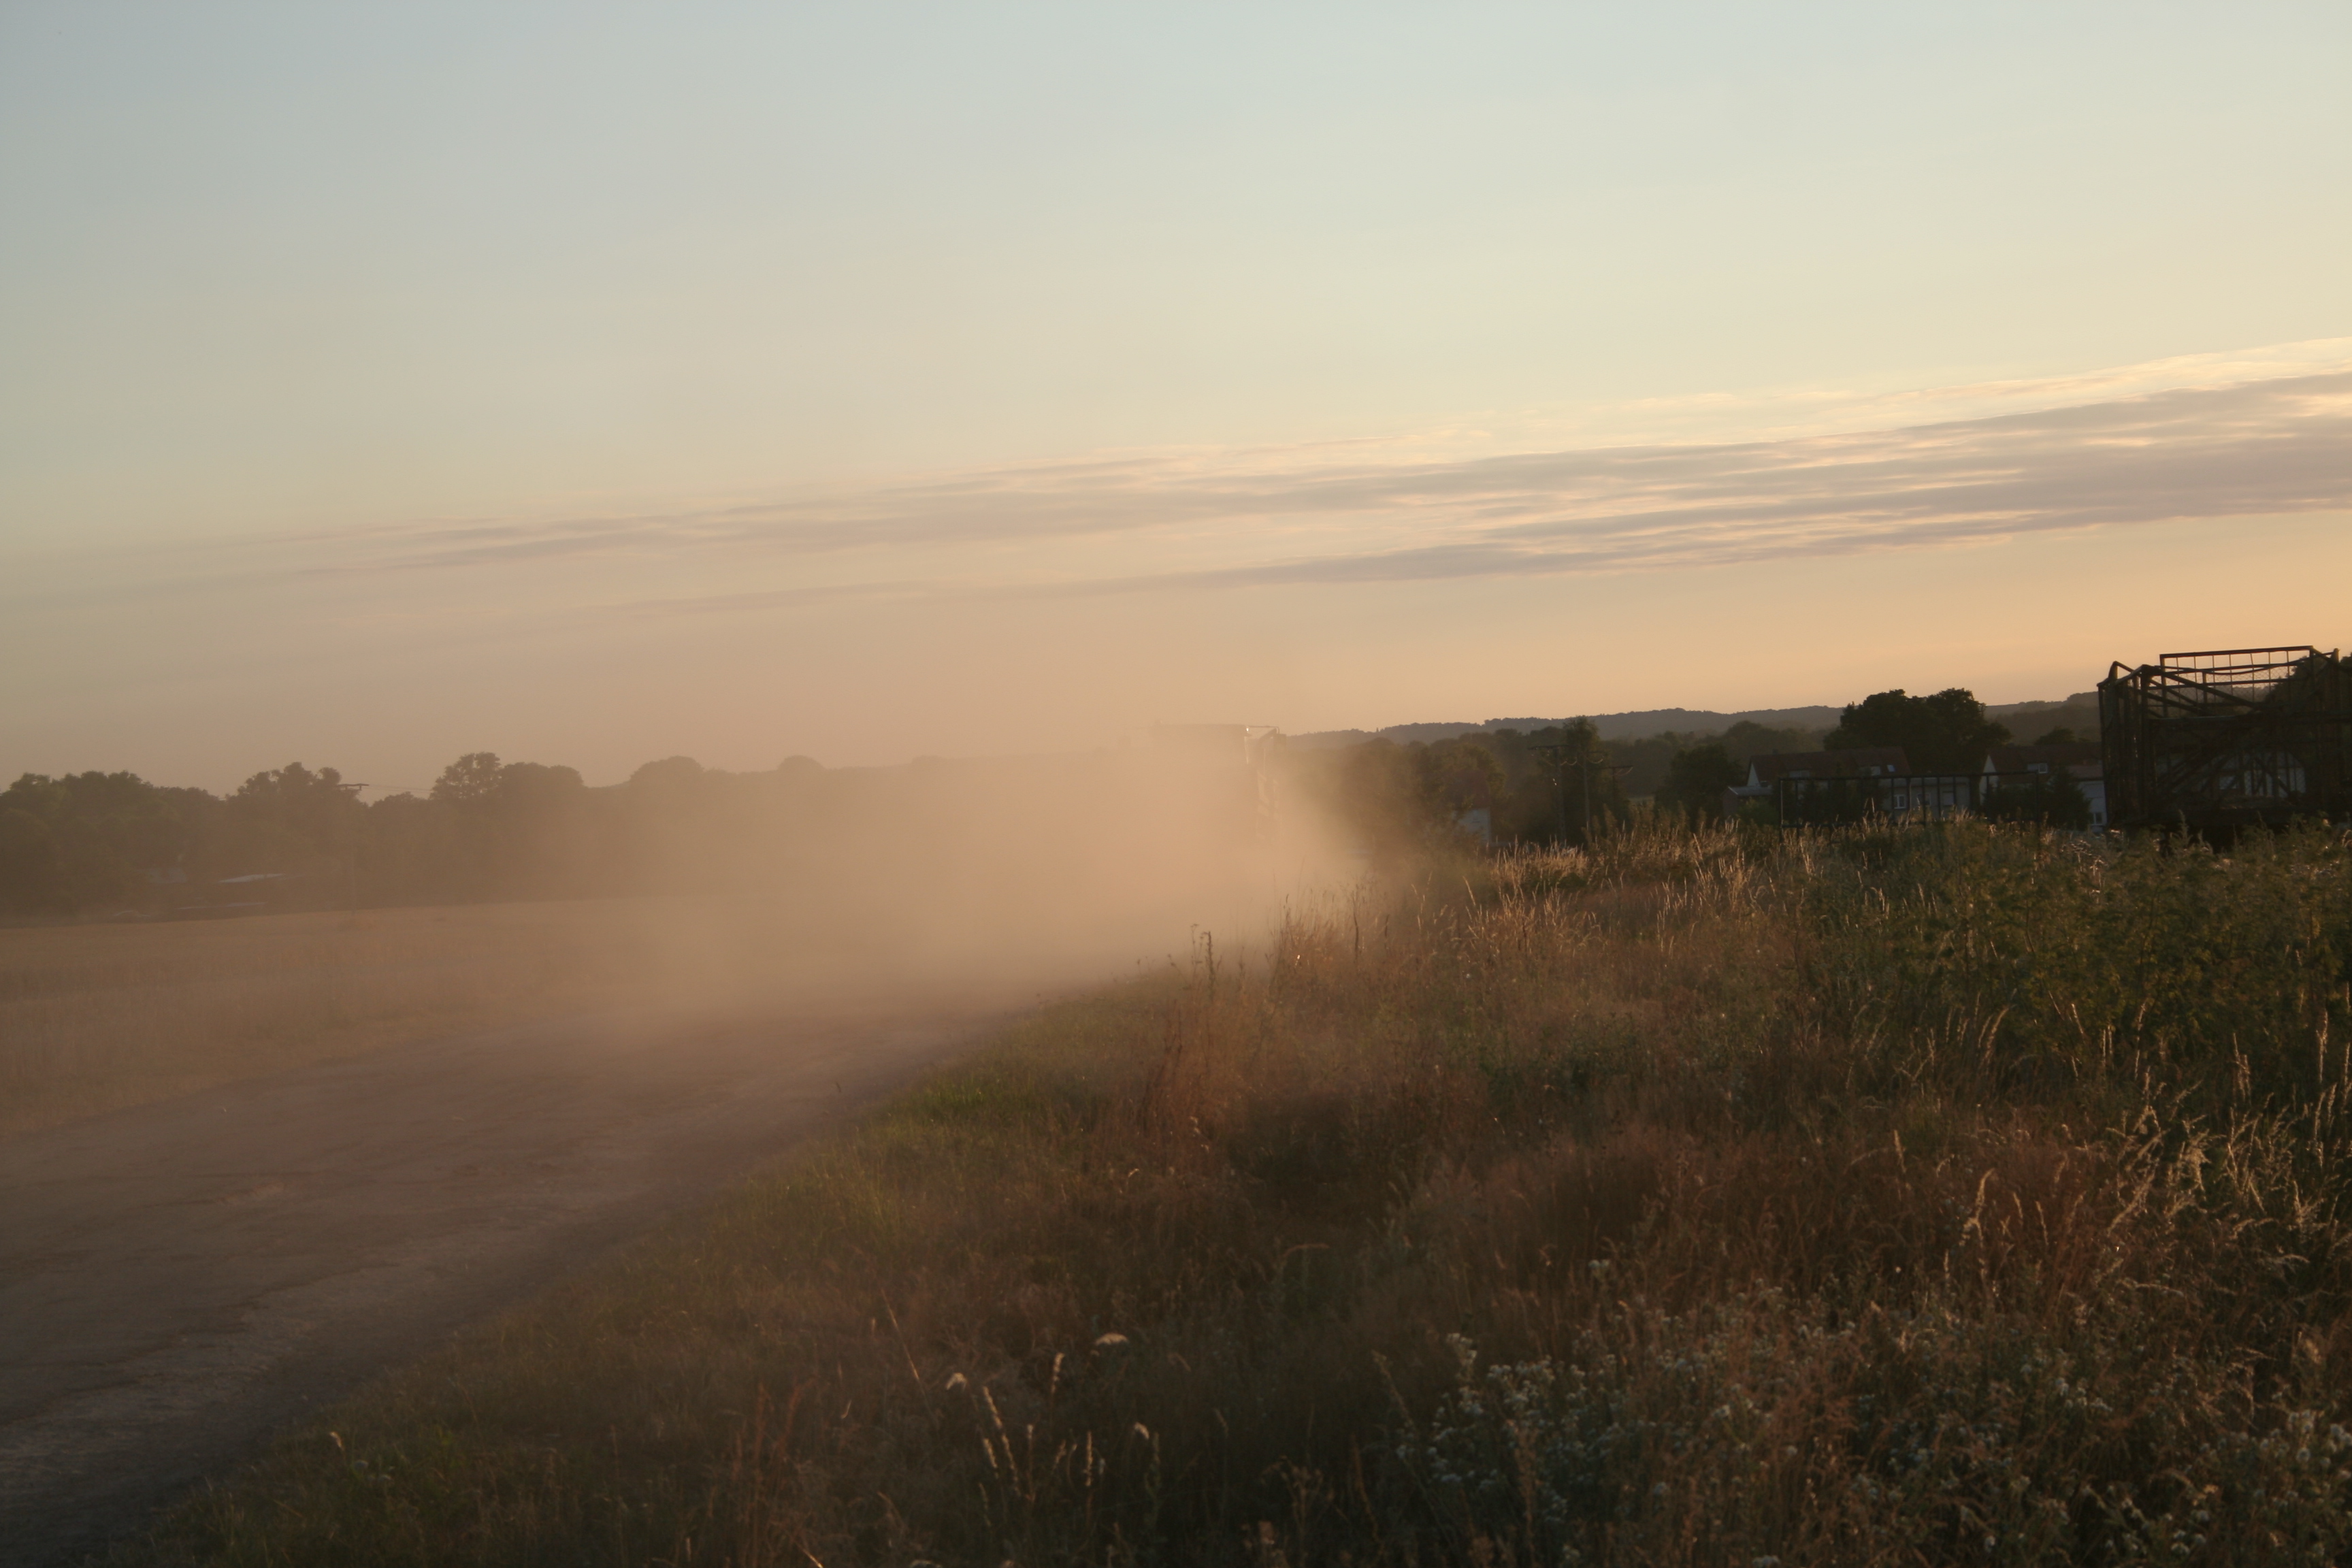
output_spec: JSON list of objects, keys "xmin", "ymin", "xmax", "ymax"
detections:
[{"xmin": 3, "ymin": 3, "xmax": 2348, "ymax": 792}]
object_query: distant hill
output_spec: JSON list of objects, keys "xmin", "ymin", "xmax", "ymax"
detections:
[
  {"xmin": 1289, "ymin": 706, "xmax": 1840, "ymax": 750},
  {"xmin": 1987, "ymin": 693, "xmax": 2102, "ymax": 743},
  {"xmin": 1290, "ymin": 693, "xmax": 2101, "ymax": 751}
]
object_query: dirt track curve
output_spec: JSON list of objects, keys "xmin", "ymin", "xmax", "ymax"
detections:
[{"xmin": 0, "ymin": 1000, "xmax": 998, "ymax": 1567}]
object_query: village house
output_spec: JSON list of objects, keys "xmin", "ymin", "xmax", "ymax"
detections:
[
  {"xmin": 1981, "ymin": 741, "xmax": 2108, "ymax": 829},
  {"xmin": 1722, "ymin": 747, "xmax": 1908, "ymax": 817}
]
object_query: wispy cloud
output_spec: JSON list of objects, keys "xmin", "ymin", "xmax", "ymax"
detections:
[
  {"xmin": 293, "ymin": 357, "xmax": 2352, "ymax": 612},
  {"xmin": 592, "ymin": 578, "xmax": 924, "ymax": 620}
]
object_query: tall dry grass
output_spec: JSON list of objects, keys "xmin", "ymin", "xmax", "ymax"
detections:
[{"xmin": 118, "ymin": 821, "xmax": 2352, "ymax": 1566}]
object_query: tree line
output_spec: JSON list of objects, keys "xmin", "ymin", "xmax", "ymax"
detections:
[
  {"xmin": 0, "ymin": 688, "xmax": 2089, "ymax": 920},
  {"xmin": 1306, "ymin": 715, "xmax": 1821, "ymax": 850},
  {"xmin": 1310, "ymin": 685, "xmax": 2092, "ymax": 847},
  {"xmin": 0, "ymin": 752, "xmax": 835, "ymax": 919}
]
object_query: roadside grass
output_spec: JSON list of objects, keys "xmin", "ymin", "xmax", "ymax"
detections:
[{"xmin": 113, "ymin": 822, "xmax": 2352, "ymax": 1566}]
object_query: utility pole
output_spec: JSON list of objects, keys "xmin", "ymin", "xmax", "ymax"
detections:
[
  {"xmin": 1533, "ymin": 732, "xmax": 1632, "ymax": 847},
  {"xmin": 1530, "ymin": 740, "xmax": 1575, "ymax": 845},
  {"xmin": 335, "ymin": 781, "xmax": 368, "ymax": 914}
]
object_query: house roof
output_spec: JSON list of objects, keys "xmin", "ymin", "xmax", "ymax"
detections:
[{"xmin": 1747, "ymin": 747, "xmax": 1908, "ymax": 783}]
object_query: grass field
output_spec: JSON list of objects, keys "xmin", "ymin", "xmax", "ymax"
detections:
[
  {"xmin": 108, "ymin": 822, "xmax": 2352, "ymax": 1565},
  {"xmin": 0, "ymin": 898, "xmax": 819, "ymax": 1137}
]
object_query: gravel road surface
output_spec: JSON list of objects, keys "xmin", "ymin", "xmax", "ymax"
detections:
[{"xmin": 0, "ymin": 1000, "xmax": 996, "ymax": 1567}]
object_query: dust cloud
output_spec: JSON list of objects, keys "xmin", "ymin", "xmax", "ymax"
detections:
[
  {"xmin": 603, "ymin": 730, "xmax": 1356, "ymax": 1021},
  {"xmin": 2, "ymin": 730, "xmax": 1369, "ymax": 1137},
  {"xmin": 0, "ymin": 728, "xmax": 1365, "ymax": 1565}
]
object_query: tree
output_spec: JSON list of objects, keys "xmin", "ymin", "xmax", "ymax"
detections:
[
  {"xmin": 1826, "ymin": 689, "xmax": 2011, "ymax": 774},
  {"xmin": 1468, "ymin": 721, "xmax": 1630, "ymax": 845},
  {"xmin": 1551, "ymin": 719, "xmax": 1627, "ymax": 844},
  {"xmin": 1983, "ymin": 768, "xmax": 2093, "ymax": 829},
  {"xmin": 224, "ymin": 763, "xmax": 365, "ymax": 897},
  {"xmin": 1416, "ymin": 738, "xmax": 1505, "ymax": 823},
  {"xmin": 0, "ymin": 796, "xmax": 64, "ymax": 910},
  {"xmin": 1656, "ymin": 742, "xmax": 1743, "ymax": 824},
  {"xmin": 235, "ymin": 761, "xmax": 358, "ymax": 817},
  {"xmin": 1718, "ymin": 720, "xmax": 1826, "ymax": 762},
  {"xmin": 431, "ymin": 752, "xmax": 505, "ymax": 804},
  {"xmin": 492, "ymin": 762, "xmax": 585, "ymax": 809},
  {"xmin": 2033, "ymin": 727, "xmax": 2077, "ymax": 746},
  {"xmin": 1315, "ymin": 739, "xmax": 1425, "ymax": 855},
  {"xmin": 627, "ymin": 756, "xmax": 706, "ymax": 800},
  {"xmin": 1, "ymin": 770, "xmax": 219, "ymax": 912}
]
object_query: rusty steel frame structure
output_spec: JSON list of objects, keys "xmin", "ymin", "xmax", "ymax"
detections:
[{"xmin": 2098, "ymin": 647, "xmax": 2352, "ymax": 831}]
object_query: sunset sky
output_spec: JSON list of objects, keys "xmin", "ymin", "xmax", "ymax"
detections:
[{"xmin": 4, "ymin": 3, "xmax": 2347, "ymax": 791}]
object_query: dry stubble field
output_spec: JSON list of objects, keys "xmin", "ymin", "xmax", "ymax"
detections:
[{"xmin": 0, "ymin": 898, "xmax": 849, "ymax": 1137}]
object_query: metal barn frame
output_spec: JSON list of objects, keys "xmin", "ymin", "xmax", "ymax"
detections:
[{"xmin": 2098, "ymin": 647, "xmax": 2352, "ymax": 831}]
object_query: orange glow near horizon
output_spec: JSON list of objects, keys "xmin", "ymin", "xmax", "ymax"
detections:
[{"xmin": 4, "ymin": 9, "xmax": 2347, "ymax": 791}]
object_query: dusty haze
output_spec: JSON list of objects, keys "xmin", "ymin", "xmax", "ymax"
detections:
[
  {"xmin": 1, "ymin": 738, "xmax": 1357, "ymax": 1132},
  {"xmin": 591, "ymin": 741, "xmax": 1355, "ymax": 1007}
]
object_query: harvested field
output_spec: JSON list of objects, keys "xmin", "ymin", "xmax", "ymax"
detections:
[{"xmin": 0, "ymin": 901, "xmax": 675, "ymax": 1136}]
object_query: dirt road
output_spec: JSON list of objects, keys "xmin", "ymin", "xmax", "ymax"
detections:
[{"xmin": 0, "ymin": 998, "xmax": 998, "ymax": 1567}]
